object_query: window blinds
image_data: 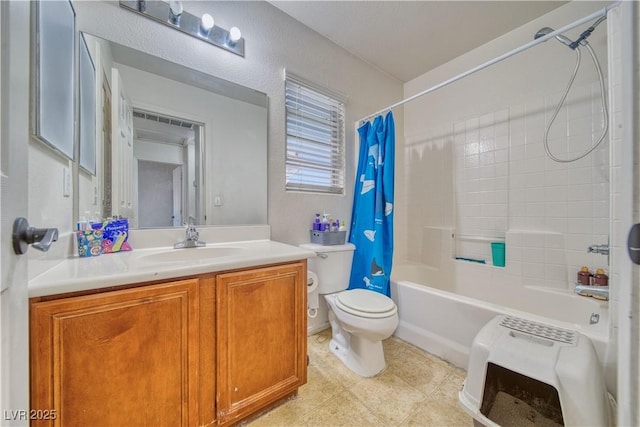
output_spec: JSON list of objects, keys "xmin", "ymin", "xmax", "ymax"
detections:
[{"xmin": 285, "ymin": 73, "xmax": 345, "ymax": 194}]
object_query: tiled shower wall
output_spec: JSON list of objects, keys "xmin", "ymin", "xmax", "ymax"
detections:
[
  {"xmin": 401, "ymin": 1, "xmax": 613, "ymax": 292},
  {"xmin": 453, "ymin": 81, "xmax": 609, "ymax": 289}
]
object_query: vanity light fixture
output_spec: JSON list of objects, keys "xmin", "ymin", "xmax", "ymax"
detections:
[{"xmin": 119, "ymin": 0, "xmax": 245, "ymax": 57}]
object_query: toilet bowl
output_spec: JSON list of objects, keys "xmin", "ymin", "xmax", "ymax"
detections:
[
  {"xmin": 325, "ymin": 289, "xmax": 399, "ymax": 377},
  {"xmin": 300, "ymin": 243, "xmax": 399, "ymax": 377}
]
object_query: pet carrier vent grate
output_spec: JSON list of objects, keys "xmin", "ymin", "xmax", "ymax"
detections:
[{"xmin": 500, "ymin": 316, "xmax": 577, "ymax": 344}]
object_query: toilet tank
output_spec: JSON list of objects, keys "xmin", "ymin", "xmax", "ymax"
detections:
[{"xmin": 299, "ymin": 243, "xmax": 355, "ymax": 294}]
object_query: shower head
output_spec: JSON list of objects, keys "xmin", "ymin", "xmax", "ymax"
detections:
[{"xmin": 534, "ymin": 27, "xmax": 574, "ymax": 48}]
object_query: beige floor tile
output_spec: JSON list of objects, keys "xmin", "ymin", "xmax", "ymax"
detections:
[
  {"xmin": 386, "ymin": 345, "xmax": 453, "ymax": 397},
  {"xmin": 283, "ymin": 363, "xmax": 344, "ymax": 418},
  {"xmin": 309, "ymin": 347, "xmax": 362, "ymax": 390},
  {"xmin": 401, "ymin": 397, "xmax": 474, "ymax": 427},
  {"xmin": 348, "ymin": 370, "xmax": 428, "ymax": 425},
  {"xmin": 302, "ymin": 390, "xmax": 386, "ymax": 427},
  {"xmin": 307, "ymin": 329, "xmax": 332, "ymax": 355},
  {"xmin": 251, "ymin": 329, "xmax": 473, "ymax": 427},
  {"xmin": 246, "ymin": 400, "xmax": 306, "ymax": 427},
  {"xmin": 433, "ymin": 369, "xmax": 467, "ymax": 401},
  {"xmin": 383, "ymin": 335, "xmax": 410, "ymax": 357},
  {"xmin": 385, "ymin": 336, "xmax": 455, "ymax": 369}
]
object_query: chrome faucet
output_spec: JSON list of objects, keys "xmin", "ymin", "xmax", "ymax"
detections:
[
  {"xmin": 174, "ymin": 221, "xmax": 206, "ymax": 249},
  {"xmin": 574, "ymin": 283, "xmax": 609, "ymax": 301}
]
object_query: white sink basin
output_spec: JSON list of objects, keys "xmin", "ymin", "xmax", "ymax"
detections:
[{"xmin": 139, "ymin": 246, "xmax": 244, "ymax": 263}]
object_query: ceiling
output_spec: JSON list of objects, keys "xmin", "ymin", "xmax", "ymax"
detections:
[{"xmin": 269, "ymin": 1, "xmax": 567, "ymax": 82}]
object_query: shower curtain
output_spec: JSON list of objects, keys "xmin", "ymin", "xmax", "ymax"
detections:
[{"xmin": 348, "ymin": 111, "xmax": 395, "ymax": 297}]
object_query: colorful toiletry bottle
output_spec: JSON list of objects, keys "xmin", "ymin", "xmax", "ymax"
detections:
[
  {"xmin": 577, "ymin": 266, "xmax": 592, "ymax": 285},
  {"xmin": 313, "ymin": 213, "xmax": 321, "ymax": 231},
  {"xmin": 321, "ymin": 213, "xmax": 330, "ymax": 231},
  {"xmin": 593, "ymin": 268, "xmax": 608, "ymax": 286}
]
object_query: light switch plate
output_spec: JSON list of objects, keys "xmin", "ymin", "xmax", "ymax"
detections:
[{"xmin": 63, "ymin": 167, "xmax": 72, "ymax": 197}]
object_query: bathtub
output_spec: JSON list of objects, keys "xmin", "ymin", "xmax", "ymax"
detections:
[{"xmin": 390, "ymin": 262, "xmax": 613, "ymax": 389}]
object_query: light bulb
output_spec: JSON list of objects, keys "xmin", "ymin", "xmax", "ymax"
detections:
[
  {"xmin": 169, "ymin": 1, "xmax": 183, "ymax": 25},
  {"xmin": 200, "ymin": 13, "xmax": 214, "ymax": 35},
  {"xmin": 169, "ymin": 1, "xmax": 183, "ymax": 15},
  {"xmin": 229, "ymin": 26, "xmax": 241, "ymax": 43}
]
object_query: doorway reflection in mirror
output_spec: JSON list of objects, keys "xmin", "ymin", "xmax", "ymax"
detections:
[{"xmin": 133, "ymin": 110, "xmax": 202, "ymax": 228}]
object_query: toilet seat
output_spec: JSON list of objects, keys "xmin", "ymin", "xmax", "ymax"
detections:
[{"xmin": 336, "ymin": 289, "xmax": 397, "ymax": 318}]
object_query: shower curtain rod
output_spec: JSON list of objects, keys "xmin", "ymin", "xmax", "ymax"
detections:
[{"xmin": 358, "ymin": 1, "xmax": 621, "ymax": 124}]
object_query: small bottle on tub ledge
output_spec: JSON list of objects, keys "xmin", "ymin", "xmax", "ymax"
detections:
[
  {"xmin": 593, "ymin": 268, "xmax": 608, "ymax": 286},
  {"xmin": 577, "ymin": 266, "xmax": 592, "ymax": 285}
]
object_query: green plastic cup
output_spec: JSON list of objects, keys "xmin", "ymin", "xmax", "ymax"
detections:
[{"xmin": 491, "ymin": 242, "xmax": 506, "ymax": 267}]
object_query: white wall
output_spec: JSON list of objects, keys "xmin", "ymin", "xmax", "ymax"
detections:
[
  {"xmin": 134, "ymin": 139, "xmax": 184, "ymax": 165},
  {"xmin": 137, "ymin": 160, "xmax": 177, "ymax": 228}
]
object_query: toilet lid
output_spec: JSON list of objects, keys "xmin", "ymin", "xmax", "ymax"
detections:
[{"xmin": 336, "ymin": 289, "xmax": 397, "ymax": 318}]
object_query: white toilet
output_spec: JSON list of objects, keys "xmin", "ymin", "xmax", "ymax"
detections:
[{"xmin": 301, "ymin": 243, "xmax": 399, "ymax": 377}]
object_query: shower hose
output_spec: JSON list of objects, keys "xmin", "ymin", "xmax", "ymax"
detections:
[{"xmin": 543, "ymin": 43, "xmax": 609, "ymax": 163}]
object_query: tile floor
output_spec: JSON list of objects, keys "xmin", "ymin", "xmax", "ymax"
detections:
[{"xmin": 247, "ymin": 329, "xmax": 473, "ymax": 426}]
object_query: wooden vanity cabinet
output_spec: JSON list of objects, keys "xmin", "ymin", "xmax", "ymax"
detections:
[
  {"xmin": 29, "ymin": 261, "xmax": 307, "ymax": 427},
  {"xmin": 30, "ymin": 278, "xmax": 202, "ymax": 427},
  {"xmin": 216, "ymin": 262, "xmax": 307, "ymax": 425}
]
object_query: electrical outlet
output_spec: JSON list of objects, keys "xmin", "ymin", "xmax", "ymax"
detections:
[{"xmin": 63, "ymin": 167, "xmax": 72, "ymax": 197}]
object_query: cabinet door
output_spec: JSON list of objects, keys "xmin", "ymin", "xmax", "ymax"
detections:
[
  {"xmin": 30, "ymin": 279, "xmax": 199, "ymax": 427},
  {"xmin": 216, "ymin": 262, "xmax": 307, "ymax": 424}
]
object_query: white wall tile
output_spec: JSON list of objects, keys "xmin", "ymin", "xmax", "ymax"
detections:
[{"xmin": 402, "ymin": 2, "xmax": 614, "ymax": 295}]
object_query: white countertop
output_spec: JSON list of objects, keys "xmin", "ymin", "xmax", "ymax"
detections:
[{"xmin": 29, "ymin": 240, "xmax": 316, "ymax": 298}]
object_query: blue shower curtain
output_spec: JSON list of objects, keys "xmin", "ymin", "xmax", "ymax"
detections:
[{"xmin": 348, "ymin": 111, "xmax": 395, "ymax": 297}]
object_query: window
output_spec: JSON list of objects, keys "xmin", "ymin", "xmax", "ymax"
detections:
[{"xmin": 285, "ymin": 72, "xmax": 345, "ymax": 194}]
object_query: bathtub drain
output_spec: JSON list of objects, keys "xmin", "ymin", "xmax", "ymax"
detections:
[{"xmin": 590, "ymin": 313, "xmax": 600, "ymax": 325}]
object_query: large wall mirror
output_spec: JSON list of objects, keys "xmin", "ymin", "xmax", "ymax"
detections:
[{"xmin": 78, "ymin": 33, "xmax": 268, "ymax": 229}]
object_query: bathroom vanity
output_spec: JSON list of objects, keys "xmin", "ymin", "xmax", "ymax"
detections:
[{"xmin": 28, "ymin": 240, "xmax": 314, "ymax": 426}]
